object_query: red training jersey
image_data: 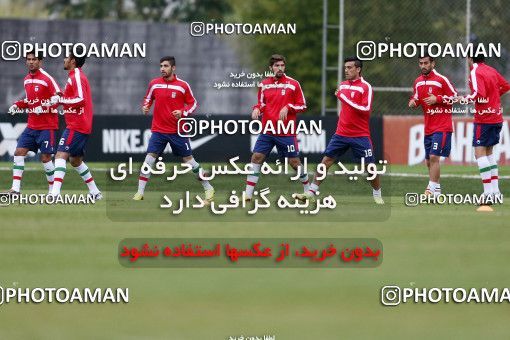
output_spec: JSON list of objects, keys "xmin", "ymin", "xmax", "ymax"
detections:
[
  {"xmin": 143, "ymin": 75, "xmax": 197, "ymax": 134},
  {"xmin": 335, "ymin": 77, "xmax": 372, "ymax": 137},
  {"xmin": 467, "ymin": 62, "xmax": 510, "ymax": 124},
  {"xmin": 253, "ymin": 74, "xmax": 306, "ymax": 136},
  {"xmin": 14, "ymin": 68, "xmax": 61, "ymax": 130},
  {"xmin": 60, "ymin": 68, "xmax": 94, "ymax": 134},
  {"xmin": 411, "ymin": 69, "xmax": 457, "ymax": 135}
]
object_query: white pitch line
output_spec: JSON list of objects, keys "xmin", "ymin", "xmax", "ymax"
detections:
[
  {"xmin": 389, "ymin": 172, "xmax": 510, "ymax": 179},
  {"xmin": 0, "ymin": 167, "xmax": 110, "ymax": 172},
  {"xmin": 1, "ymin": 167, "xmax": 508, "ymax": 179}
]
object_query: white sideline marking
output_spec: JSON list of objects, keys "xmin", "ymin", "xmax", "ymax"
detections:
[
  {"xmin": 1, "ymin": 167, "xmax": 508, "ymax": 179},
  {"xmin": 388, "ymin": 172, "xmax": 510, "ymax": 179}
]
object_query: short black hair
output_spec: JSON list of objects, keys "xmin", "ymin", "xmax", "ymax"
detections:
[
  {"xmin": 344, "ymin": 56, "xmax": 362, "ymax": 71},
  {"xmin": 471, "ymin": 54, "xmax": 485, "ymax": 63},
  {"xmin": 472, "ymin": 55, "xmax": 485, "ymax": 63},
  {"xmin": 70, "ymin": 45, "xmax": 86, "ymax": 68},
  {"xmin": 471, "ymin": 44, "xmax": 486, "ymax": 63},
  {"xmin": 269, "ymin": 54, "xmax": 286, "ymax": 66},
  {"xmin": 418, "ymin": 54, "xmax": 434, "ymax": 62},
  {"xmin": 160, "ymin": 56, "xmax": 176, "ymax": 66},
  {"xmin": 26, "ymin": 52, "xmax": 43, "ymax": 60}
]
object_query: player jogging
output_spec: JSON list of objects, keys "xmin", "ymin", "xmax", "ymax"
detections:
[
  {"xmin": 7, "ymin": 52, "xmax": 61, "ymax": 195},
  {"xmin": 408, "ymin": 54, "xmax": 457, "ymax": 196},
  {"xmin": 296, "ymin": 56, "xmax": 384, "ymax": 204},
  {"xmin": 49, "ymin": 46, "xmax": 102, "ymax": 199},
  {"xmin": 244, "ymin": 54, "xmax": 309, "ymax": 200},
  {"xmin": 464, "ymin": 53, "xmax": 510, "ymax": 202},
  {"xmin": 133, "ymin": 56, "xmax": 214, "ymax": 202}
]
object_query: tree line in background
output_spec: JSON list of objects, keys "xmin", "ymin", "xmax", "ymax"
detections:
[{"xmin": 2, "ymin": 0, "xmax": 508, "ymax": 115}]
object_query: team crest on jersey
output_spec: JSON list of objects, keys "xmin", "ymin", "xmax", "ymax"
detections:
[
  {"xmin": 351, "ymin": 91, "xmax": 355, "ymax": 98},
  {"xmin": 428, "ymin": 87, "xmax": 432, "ymax": 93},
  {"xmin": 281, "ymin": 89, "xmax": 286, "ymax": 95},
  {"xmin": 35, "ymin": 86, "xmax": 39, "ymax": 92},
  {"xmin": 171, "ymin": 92, "xmax": 176, "ymax": 98}
]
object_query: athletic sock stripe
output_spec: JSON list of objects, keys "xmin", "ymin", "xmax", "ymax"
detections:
[
  {"xmin": 13, "ymin": 165, "xmax": 24, "ymax": 170},
  {"xmin": 79, "ymin": 169, "xmax": 90, "ymax": 177},
  {"xmin": 489, "ymin": 164, "xmax": 498, "ymax": 170},
  {"xmin": 85, "ymin": 177, "xmax": 94, "ymax": 183},
  {"xmin": 491, "ymin": 176, "xmax": 498, "ymax": 180},
  {"xmin": 54, "ymin": 167, "xmax": 66, "ymax": 172},
  {"xmin": 479, "ymin": 166, "xmax": 492, "ymax": 173},
  {"xmin": 45, "ymin": 170, "xmax": 55, "ymax": 175},
  {"xmin": 192, "ymin": 167, "xmax": 200, "ymax": 174},
  {"xmin": 54, "ymin": 178, "xmax": 63, "ymax": 182},
  {"xmin": 252, "ymin": 172, "xmax": 260, "ymax": 177},
  {"xmin": 139, "ymin": 176, "xmax": 149, "ymax": 182},
  {"xmin": 48, "ymin": 181, "xmax": 54, "ymax": 185},
  {"xmin": 302, "ymin": 180, "xmax": 309, "ymax": 185},
  {"xmin": 13, "ymin": 176, "xmax": 22, "ymax": 180},
  {"xmin": 309, "ymin": 189, "xmax": 316, "ymax": 194},
  {"xmin": 246, "ymin": 181, "xmax": 256, "ymax": 187},
  {"xmin": 482, "ymin": 179, "xmax": 492, "ymax": 183}
]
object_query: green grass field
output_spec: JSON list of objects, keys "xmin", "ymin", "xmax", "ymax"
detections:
[{"xmin": 1, "ymin": 161, "xmax": 509, "ymax": 339}]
